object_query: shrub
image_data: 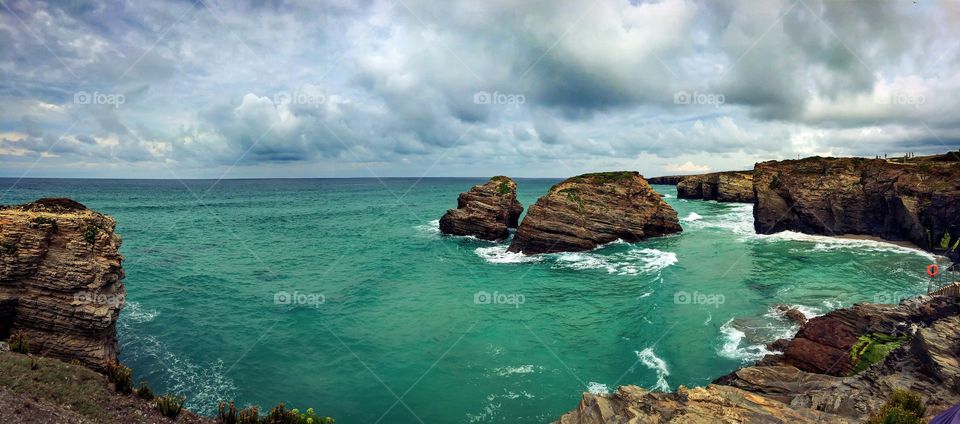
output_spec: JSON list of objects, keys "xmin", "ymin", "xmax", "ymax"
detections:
[
  {"xmin": 849, "ymin": 333, "xmax": 908, "ymax": 375},
  {"xmin": 8, "ymin": 331, "xmax": 29, "ymax": 354},
  {"xmin": 83, "ymin": 225, "xmax": 100, "ymax": 244},
  {"xmin": 156, "ymin": 394, "xmax": 185, "ymax": 419},
  {"xmin": 865, "ymin": 389, "xmax": 926, "ymax": 424},
  {"xmin": 31, "ymin": 216, "xmax": 58, "ymax": 232},
  {"xmin": 264, "ymin": 403, "xmax": 335, "ymax": 424},
  {"xmin": 105, "ymin": 361, "xmax": 132, "ymax": 393},
  {"xmin": 135, "ymin": 381, "xmax": 154, "ymax": 400},
  {"xmin": 219, "ymin": 401, "xmax": 259, "ymax": 424}
]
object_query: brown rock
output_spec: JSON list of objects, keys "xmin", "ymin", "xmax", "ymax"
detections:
[
  {"xmin": 676, "ymin": 171, "xmax": 755, "ymax": 202},
  {"xmin": 507, "ymin": 172, "xmax": 682, "ymax": 254},
  {"xmin": 647, "ymin": 175, "xmax": 687, "ymax": 185},
  {"xmin": 0, "ymin": 198, "xmax": 124, "ymax": 371},
  {"xmin": 439, "ymin": 176, "xmax": 523, "ymax": 241},
  {"xmin": 752, "ymin": 156, "xmax": 960, "ymax": 262}
]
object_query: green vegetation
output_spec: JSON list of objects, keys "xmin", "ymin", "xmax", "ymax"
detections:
[
  {"xmin": 218, "ymin": 401, "xmax": 262, "ymax": 424},
  {"xmin": 950, "ymin": 237, "xmax": 960, "ymax": 253},
  {"xmin": 0, "ymin": 241, "xmax": 16, "ymax": 255},
  {"xmin": 156, "ymin": 394, "xmax": 185, "ymax": 419},
  {"xmin": 83, "ymin": 225, "xmax": 100, "ymax": 244},
  {"xmin": 496, "ymin": 181, "xmax": 512, "ymax": 194},
  {"xmin": 105, "ymin": 360, "xmax": 132, "ymax": 393},
  {"xmin": 557, "ymin": 188, "xmax": 585, "ymax": 212},
  {"xmin": 939, "ymin": 232, "xmax": 952, "ymax": 250},
  {"xmin": 769, "ymin": 173, "xmax": 784, "ymax": 190},
  {"xmin": 264, "ymin": 404, "xmax": 335, "ymax": 424},
  {"xmin": 7, "ymin": 331, "xmax": 29, "ymax": 354},
  {"xmin": 570, "ymin": 171, "xmax": 636, "ymax": 184},
  {"xmin": 134, "ymin": 380, "xmax": 154, "ymax": 400},
  {"xmin": 849, "ymin": 333, "xmax": 908, "ymax": 375},
  {"xmin": 0, "ymin": 351, "xmax": 112, "ymax": 420},
  {"xmin": 31, "ymin": 216, "xmax": 58, "ymax": 232},
  {"xmin": 865, "ymin": 389, "xmax": 926, "ymax": 424}
]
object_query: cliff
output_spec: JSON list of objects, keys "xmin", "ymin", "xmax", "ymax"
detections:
[
  {"xmin": 676, "ymin": 171, "xmax": 755, "ymax": 203},
  {"xmin": 753, "ymin": 156, "xmax": 960, "ymax": 262},
  {"xmin": 0, "ymin": 198, "xmax": 124, "ymax": 371},
  {"xmin": 439, "ymin": 176, "xmax": 523, "ymax": 241},
  {"xmin": 507, "ymin": 172, "xmax": 681, "ymax": 254},
  {"xmin": 554, "ymin": 295, "xmax": 960, "ymax": 423},
  {"xmin": 647, "ymin": 175, "xmax": 687, "ymax": 185}
]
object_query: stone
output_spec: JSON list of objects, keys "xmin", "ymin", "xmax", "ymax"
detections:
[
  {"xmin": 676, "ymin": 171, "xmax": 755, "ymax": 202},
  {"xmin": 438, "ymin": 176, "xmax": 523, "ymax": 241}
]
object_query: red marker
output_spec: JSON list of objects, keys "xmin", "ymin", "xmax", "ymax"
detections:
[{"xmin": 927, "ymin": 264, "xmax": 940, "ymax": 277}]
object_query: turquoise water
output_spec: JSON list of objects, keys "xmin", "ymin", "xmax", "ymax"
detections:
[{"xmin": 0, "ymin": 177, "xmax": 941, "ymax": 423}]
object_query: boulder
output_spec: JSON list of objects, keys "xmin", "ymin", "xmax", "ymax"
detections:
[
  {"xmin": 0, "ymin": 198, "xmax": 124, "ymax": 371},
  {"xmin": 676, "ymin": 171, "xmax": 755, "ymax": 202},
  {"xmin": 439, "ymin": 176, "xmax": 523, "ymax": 241},
  {"xmin": 507, "ymin": 172, "xmax": 681, "ymax": 255}
]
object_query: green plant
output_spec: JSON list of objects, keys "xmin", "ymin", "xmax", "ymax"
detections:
[
  {"xmin": 950, "ymin": 237, "xmax": 960, "ymax": 253},
  {"xmin": 135, "ymin": 381, "xmax": 154, "ymax": 400},
  {"xmin": 83, "ymin": 225, "xmax": 100, "ymax": 244},
  {"xmin": 31, "ymin": 216, "xmax": 58, "ymax": 232},
  {"xmin": 940, "ymin": 232, "xmax": 952, "ymax": 250},
  {"xmin": 105, "ymin": 360, "xmax": 132, "ymax": 393},
  {"xmin": 264, "ymin": 403, "xmax": 335, "ymax": 424},
  {"xmin": 769, "ymin": 173, "xmax": 783, "ymax": 190},
  {"xmin": 496, "ymin": 181, "xmax": 511, "ymax": 194},
  {"xmin": 218, "ymin": 401, "xmax": 239, "ymax": 424},
  {"xmin": 156, "ymin": 394, "xmax": 185, "ymax": 419},
  {"xmin": 865, "ymin": 389, "xmax": 926, "ymax": 424},
  {"xmin": 8, "ymin": 330, "xmax": 29, "ymax": 354},
  {"xmin": 849, "ymin": 333, "xmax": 908, "ymax": 375}
]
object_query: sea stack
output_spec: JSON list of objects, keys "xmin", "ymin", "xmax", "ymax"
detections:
[
  {"xmin": 676, "ymin": 170, "xmax": 755, "ymax": 202},
  {"xmin": 507, "ymin": 172, "xmax": 681, "ymax": 255},
  {"xmin": 0, "ymin": 198, "xmax": 125, "ymax": 371},
  {"xmin": 753, "ymin": 156, "xmax": 960, "ymax": 262},
  {"xmin": 439, "ymin": 176, "xmax": 524, "ymax": 241}
]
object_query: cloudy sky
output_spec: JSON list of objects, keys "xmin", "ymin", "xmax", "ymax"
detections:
[{"xmin": 1, "ymin": 0, "xmax": 958, "ymax": 179}]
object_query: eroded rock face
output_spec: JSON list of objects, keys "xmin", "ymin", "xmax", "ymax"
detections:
[
  {"xmin": 676, "ymin": 171, "xmax": 755, "ymax": 202},
  {"xmin": 439, "ymin": 176, "xmax": 523, "ymax": 241},
  {"xmin": 753, "ymin": 157, "xmax": 960, "ymax": 262},
  {"xmin": 647, "ymin": 175, "xmax": 687, "ymax": 185},
  {"xmin": 0, "ymin": 198, "xmax": 124, "ymax": 371},
  {"xmin": 507, "ymin": 172, "xmax": 681, "ymax": 255}
]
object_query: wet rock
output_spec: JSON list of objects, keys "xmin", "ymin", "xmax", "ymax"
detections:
[
  {"xmin": 439, "ymin": 176, "xmax": 523, "ymax": 241},
  {"xmin": 677, "ymin": 171, "xmax": 755, "ymax": 202},
  {"xmin": 507, "ymin": 172, "xmax": 681, "ymax": 254}
]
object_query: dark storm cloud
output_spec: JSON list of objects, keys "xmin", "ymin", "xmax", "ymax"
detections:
[{"xmin": 1, "ymin": 0, "xmax": 959, "ymax": 177}]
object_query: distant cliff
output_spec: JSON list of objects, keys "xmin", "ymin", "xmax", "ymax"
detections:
[
  {"xmin": 647, "ymin": 175, "xmax": 687, "ymax": 185},
  {"xmin": 753, "ymin": 157, "xmax": 960, "ymax": 262},
  {"xmin": 0, "ymin": 198, "xmax": 124, "ymax": 371},
  {"xmin": 676, "ymin": 171, "xmax": 755, "ymax": 203}
]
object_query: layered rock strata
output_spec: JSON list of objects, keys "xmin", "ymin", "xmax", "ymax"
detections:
[{"xmin": 439, "ymin": 176, "xmax": 523, "ymax": 241}]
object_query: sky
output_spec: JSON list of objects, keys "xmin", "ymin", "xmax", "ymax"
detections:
[{"xmin": 1, "ymin": 0, "xmax": 959, "ymax": 179}]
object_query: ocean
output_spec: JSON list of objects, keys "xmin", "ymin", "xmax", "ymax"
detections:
[{"xmin": 0, "ymin": 177, "xmax": 939, "ymax": 423}]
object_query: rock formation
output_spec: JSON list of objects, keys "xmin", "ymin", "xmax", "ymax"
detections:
[
  {"xmin": 647, "ymin": 175, "xmax": 687, "ymax": 185},
  {"xmin": 676, "ymin": 171, "xmax": 755, "ymax": 202},
  {"xmin": 439, "ymin": 176, "xmax": 523, "ymax": 241},
  {"xmin": 507, "ymin": 172, "xmax": 681, "ymax": 255},
  {"xmin": 555, "ymin": 295, "xmax": 960, "ymax": 423},
  {"xmin": 0, "ymin": 198, "xmax": 124, "ymax": 371},
  {"xmin": 753, "ymin": 156, "xmax": 960, "ymax": 262}
]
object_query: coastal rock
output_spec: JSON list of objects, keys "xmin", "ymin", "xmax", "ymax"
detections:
[
  {"xmin": 775, "ymin": 304, "xmax": 808, "ymax": 325},
  {"xmin": 507, "ymin": 172, "xmax": 681, "ymax": 254},
  {"xmin": 676, "ymin": 171, "xmax": 755, "ymax": 202},
  {"xmin": 0, "ymin": 198, "xmax": 124, "ymax": 371},
  {"xmin": 647, "ymin": 175, "xmax": 687, "ymax": 185},
  {"xmin": 753, "ymin": 156, "xmax": 960, "ymax": 262},
  {"xmin": 439, "ymin": 176, "xmax": 523, "ymax": 241}
]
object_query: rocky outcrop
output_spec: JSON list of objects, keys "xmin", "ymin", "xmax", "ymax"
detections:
[
  {"xmin": 439, "ymin": 176, "xmax": 523, "ymax": 241},
  {"xmin": 676, "ymin": 171, "xmax": 755, "ymax": 202},
  {"xmin": 753, "ymin": 156, "xmax": 960, "ymax": 262},
  {"xmin": 555, "ymin": 296, "xmax": 960, "ymax": 423},
  {"xmin": 0, "ymin": 198, "xmax": 124, "ymax": 371},
  {"xmin": 507, "ymin": 172, "xmax": 681, "ymax": 254},
  {"xmin": 647, "ymin": 175, "xmax": 687, "ymax": 185}
]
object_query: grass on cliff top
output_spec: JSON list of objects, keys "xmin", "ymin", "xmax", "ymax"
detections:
[
  {"xmin": 550, "ymin": 171, "xmax": 638, "ymax": 192},
  {"xmin": 0, "ymin": 351, "xmax": 111, "ymax": 421}
]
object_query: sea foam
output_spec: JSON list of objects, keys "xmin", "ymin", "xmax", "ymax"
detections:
[{"xmin": 636, "ymin": 348, "xmax": 670, "ymax": 392}]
